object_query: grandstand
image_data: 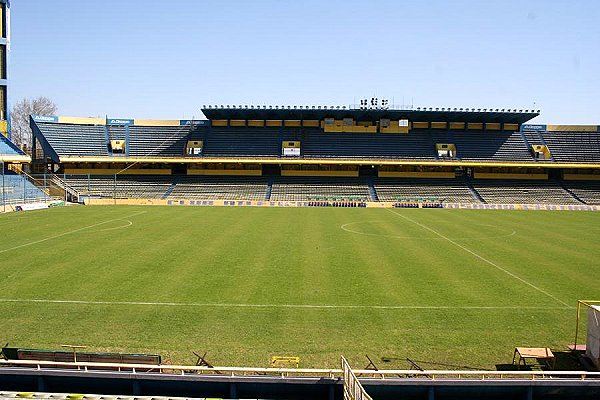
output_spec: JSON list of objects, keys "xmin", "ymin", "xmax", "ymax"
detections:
[{"xmin": 22, "ymin": 108, "xmax": 600, "ymax": 207}]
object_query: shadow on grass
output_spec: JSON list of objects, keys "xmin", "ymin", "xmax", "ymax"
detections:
[{"xmin": 496, "ymin": 350, "xmax": 597, "ymax": 372}]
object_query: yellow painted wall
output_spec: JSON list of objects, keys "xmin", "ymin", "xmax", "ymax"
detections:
[
  {"xmin": 187, "ymin": 169, "xmax": 262, "ymax": 176},
  {"xmin": 281, "ymin": 169, "xmax": 359, "ymax": 177},
  {"xmin": 563, "ymin": 173, "xmax": 600, "ymax": 181},
  {"xmin": 282, "ymin": 141, "xmax": 301, "ymax": 148},
  {"xmin": 468, "ymin": 123, "xmax": 484, "ymax": 130},
  {"xmin": 284, "ymin": 120, "xmax": 302, "ymax": 127},
  {"xmin": 504, "ymin": 123, "xmax": 519, "ymax": 131},
  {"xmin": 266, "ymin": 120, "xmax": 283, "ymax": 127},
  {"xmin": 248, "ymin": 120, "xmax": 265, "ymax": 127},
  {"xmin": 229, "ymin": 119, "xmax": 246, "ymax": 127},
  {"xmin": 211, "ymin": 120, "xmax": 228, "ymax": 127},
  {"xmin": 324, "ymin": 125, "xmax": 343, "ymax": 132},
  {"xmin": 378, "ymin": 171, "xmax": 455, "ymax": 178},
  {"xmin": 474, "ymin": 172, "xmax": 548, "ymax": 180},
  {"xmin": 134, "ymin": 119, "xmax": 180, "ymax": 126},
  {"xmin": 380, "ymin": 121, "xmax": 409, "ymax": 134},
  {"xmin": 412, "ymin": 122, "xmax": 429, "ymax": 129},
  {"xmin": 228, "ymin": 119, "xmax": 245, "ymax": 127},
  {"xmin": 431, "ymin": 122, "xmax": 447, "ymax": 129},
  {"xmin": 64, "ymin": 168, "xmax": 172, "ymax": 175},
  {"xmin": 486, "ymin": 123, "xmax": 501, "ymax": 130},
  {"xmin": 58, "ymin": 116, "xmax": 105, "ymax": 125},
  {"xmin": 302, "ymin": 120, "xmax": 320, "ymax": 127},
  {"xmin": 450, "ymin": 122, "xmax": 465, "ymax": 130},
  {"xmin": 547, "ymin": 125, "xmax": 598, "ymax": 132},
  {"xmin": 0, "ymin": 120, "xmax": 7, "ymax": 132}
]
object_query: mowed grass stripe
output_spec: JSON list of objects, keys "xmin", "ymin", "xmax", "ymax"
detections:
[
  {"xmin": 0, "ymin": 206, "xmax": 597, "ymax": 368},
  {"xmin": 387, "ymin": 208, "xmax": 571, "ymax": 307}
]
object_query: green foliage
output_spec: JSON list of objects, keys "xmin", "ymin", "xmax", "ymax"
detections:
[{"xmin": 0, "ymin": 206, "xmax": 598, "ymax": 369}]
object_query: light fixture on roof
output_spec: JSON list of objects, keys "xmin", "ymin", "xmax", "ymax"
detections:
[
  {"xmin": 537, "ymin": 109, "xmax": 541, "ymax": 113},
  {"xmin": 453, "ymin": 108, "xmax": 457, "ymax": 111},
  {"xmin": 342, "ymin": 106, "xmax": 346, "ymax": 109},
  {"xmin": 435, "ymin": 108, "xmax": 439, "ymax": 111}
]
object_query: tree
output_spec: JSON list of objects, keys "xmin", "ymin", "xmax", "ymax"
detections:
[{"xmin": 10, "ymin": 97, "xmax": 58, "ymax": 154}]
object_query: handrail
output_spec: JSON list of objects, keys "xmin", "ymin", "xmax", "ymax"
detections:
[{"xmin": 1, "ymin": 360, "xmax": 599, "ymax": 381}]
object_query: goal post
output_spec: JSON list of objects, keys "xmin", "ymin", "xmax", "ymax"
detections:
[{"xmin": 341, "ymin": 356, "xmax": 373, "ymax": 400}]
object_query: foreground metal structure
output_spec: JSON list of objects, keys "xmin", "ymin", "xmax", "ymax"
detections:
[{"xmin": 1, "ymin": 359, "xmax": 599, "ymax": 400}]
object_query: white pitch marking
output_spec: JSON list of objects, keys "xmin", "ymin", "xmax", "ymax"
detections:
[
  {"xmin": 92, "ymin": 219, "xmax": 133, "ymax": 232},
  {"xmin": 0, "ymin": 298, "xmax": 571, "ymax": 310},
  {"xmin": 341, "ymin": 221, "xmax": 516, "ymax": 240},
  {"xmin": 0, "ymin": 211, "xmax": 146, "ymax": 254},
  {"xmin": 386, "ymin": 209, "xmax": 571, "ymax": 307}
]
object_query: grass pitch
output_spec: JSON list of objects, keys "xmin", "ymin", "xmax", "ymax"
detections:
[{"xmin": 1, "ymin": 205, "xmax": 598, "ymax": 369}]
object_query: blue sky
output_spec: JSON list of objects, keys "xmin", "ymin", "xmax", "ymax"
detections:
[{"xmin": 9, "ymin": 0, "xmax": 600, "ymax": 123}]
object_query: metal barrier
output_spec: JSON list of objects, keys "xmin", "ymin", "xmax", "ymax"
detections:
[
  {"xmin": 1, "ymin": 359, "xmax": 598, "ymax": 381},
  {"xmin": 342, "ymin": 356, "xmax": 373, "ymax": 400}
]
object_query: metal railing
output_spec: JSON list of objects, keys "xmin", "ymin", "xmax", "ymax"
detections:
[{"xmin": 1, "ymin": 359, "xmax": 599, "ymax": 381}]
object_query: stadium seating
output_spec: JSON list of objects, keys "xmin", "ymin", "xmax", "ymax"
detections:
[
  {"xmin": 301, "ymin": 129, "xmax": 436, "ymax": 159},
  {"xmin": 562, "ymin": 180, "xmax": 600, "ymax": 205},
  {"xmin": 270, "ymin": 176, "xmax": 372, "ymax": 201},
  {"xmin": 471, "ymin": 180, "xmax": 581, "ymax": 205},
  {"xmin": 127, "ymin": 126, "xmax": 190, "ymax": 157},
  {"xmin": 0, "ymin": 135, "xmax": 25, "ymax": 155},
  {"xmin": 64, "ymin": 175, "xmax": 173, "ymax": 198},
  {"xmin": 446, "ymin": 132, "xmax": 534, "ymax": 161},
  {"xmin": 35, "ymin": 123, "xmax": 109, "ymax": 157},
  {"xmin": 374, "ymin": 178, "xmax": 479, "ymax": 203},
  {"xmin": 1, "ymin": 172, "xmax": 51, "ymax": 203},
  {"xmin": 168, "ymin": 176, "xmax": 269, "ymax": 200},
  {"xmin": 541, "ymin": 132, "xmax": 600, "ymax": 162},
  {"xmin": 202, "ymin": 127, "xmax": 281, "ymax": 157}
]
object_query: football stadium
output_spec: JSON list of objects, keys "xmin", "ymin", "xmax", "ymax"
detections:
[{"xmin": 2, "ymin": 1, "xmax": 600, "ymax": 400}]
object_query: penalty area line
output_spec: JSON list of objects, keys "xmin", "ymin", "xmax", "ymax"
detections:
[
  {"xmin": 0, "ymin": 298, "xmax": 571, "ymax": 310},
  {"xmin": 0, "ymin": 211, "xmax": 147, "ymax": 254},
  {"xmin": 386, "ymin": 209, "xmax": 571, "ymax": 308}
]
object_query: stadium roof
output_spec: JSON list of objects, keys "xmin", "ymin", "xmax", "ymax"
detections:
[{"xmin": 201, "ymin": 106, "xmax": 540, "ymax": 124}]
